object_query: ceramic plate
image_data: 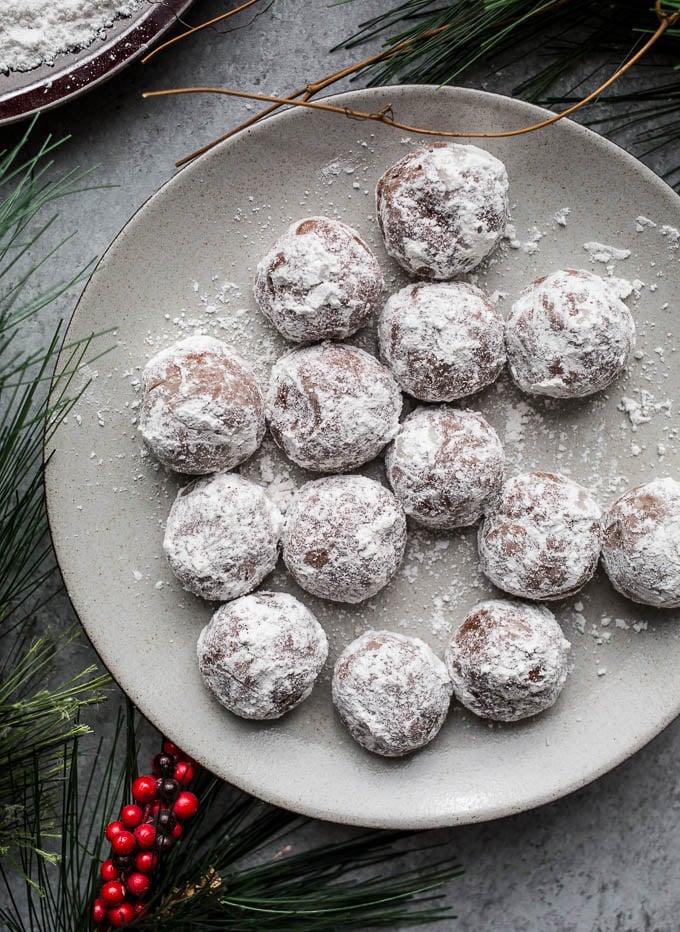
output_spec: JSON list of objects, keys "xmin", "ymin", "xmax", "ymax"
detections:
[
  {"xmin": 46, "ymin": 87, "xmax": 680, "ymax": 829},
  {"xmin": 0, "ymin": 0, "xmax": 194, "ymax": 124}
]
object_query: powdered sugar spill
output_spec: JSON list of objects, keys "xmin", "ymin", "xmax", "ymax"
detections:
[{"xmin": 583, "ymin": 242, "xmax": 632, "ymax": 264}]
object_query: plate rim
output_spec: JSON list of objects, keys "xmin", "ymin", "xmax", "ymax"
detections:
[{"xmin": 45, "ymin": 84, "xmax": 680, "ymax": 829}]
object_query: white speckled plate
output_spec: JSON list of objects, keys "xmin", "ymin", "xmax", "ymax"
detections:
[{"xmin": 46, "ymin": 87, "xmax": 680, "ymax": 829}]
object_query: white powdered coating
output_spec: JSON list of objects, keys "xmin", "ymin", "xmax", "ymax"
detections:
[
  {"xmin": 602, "ymin": 478, "xmax": 680, "ymax": 608},
  {"xmin": 163, "ymin": 473, "xmax": 283, "ymax": 601},
  {"xmin": 478, "ymin": 472, "xmax": 603, "ymax": 601},
  {"xmin": 332, "ymin": 630, "xmax": 452, "ymax": 756},
  {"xmin": 283, "ymin": 476, "xmax": 407, "ymax": 604},
  {"xmin": 254, "ymin": 217, "xmax": 384, "ymax": 342},
  {"xmin": 2, "ymin": 0, "xmax": 142, "ymax": 72},
  {"xmin": 266, "ymin": 342, "xmax": 402, "ymax": 472},
  {"xmin": 378, "ymin": 282, "xmax": 506, "ymax": 402},
  {"xmin": 445, "ymin": 600, "xmax": 571, "ymax": 722},
  {"xmin": 582, "ymin": 242, "xmax": 631, "ymax": 263},
  {"xmin": 505, "ymin": 269, "xmax": 636, "ymax": 398},
  {"xmin": 376, "ymin": 143, "xmax": 509, "ymax": 278},
  {"xmin": 197, "ymin": 591, "xmax": 328, "ymax": 720},
  {"xmin": 386, "ymin": 407, "xmax": 504, "ymax": 529},
  {"xmin": 139, "ymin": 335, "xmax": 265, "ymax": 475}
]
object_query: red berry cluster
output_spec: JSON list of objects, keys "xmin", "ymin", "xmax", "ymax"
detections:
[{"xmin": 93, "ymin": 740, "xmax": 199, "ymax": 929}]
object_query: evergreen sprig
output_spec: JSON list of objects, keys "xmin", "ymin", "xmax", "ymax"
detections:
[
  {"xmin": 0, "ymin": 122, "xmax": 110, "ymax": 863},
  {"xmin": 1, "ymin": 704, "xmax": 462, "ymax": 931},
  {"xmin": 342, "ymin": 0, "xmax": 680, "ymax": 187}
]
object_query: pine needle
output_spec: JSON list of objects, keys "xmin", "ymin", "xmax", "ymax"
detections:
[
  {"xmin": 0, "ymin": 707, "xmax": 463, "ymax": 931},
  {"xmin": 0, "ymin": 119, "xmax": 111, "ymax": 869},
  {"xmin": 340, "ymin": 0, "xmax": 680, "ymax": 188}
]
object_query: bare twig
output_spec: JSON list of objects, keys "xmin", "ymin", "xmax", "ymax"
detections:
[
  {"xmin": 142, "ymin": 0, "xmax": 265, "ymax": 65},
  {"xmin": 169, "ymin": 24, "xmax": 452, "ymax": 166},
  {"xmin": 143, "ymin": 1, "xmax": 680, "ymax": 166}
]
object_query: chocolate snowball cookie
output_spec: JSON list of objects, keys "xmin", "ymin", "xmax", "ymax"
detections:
[
  {"xmin": 254, "ymin": 217, "xmax": 383, "ymax": 342},
  {"xmin": 197, "ymin": 592, "xmax": 328, "ymax": 720},
  {"xmin": 139, "ymin": 335, "xmax": 265, "ymax": 474},
  {"xmin": 377, "ymin": 282, "xmax": 505, "ymax": 402},
  {"xmin": 602, "ymin": 477, "xmax": 680, "ymax": 608},
  {"xmin": 282, "ymin": 476, "xmax": 407, "ymax": 604},
  {"xmin": 478, "ymin": 472, "xmax": 602, "ymax": 601},
  {"xmin": 445, "ymin": 600, "xmax": 571, "ymax": 722},
  {"xmin": 163, "ymin": 473, "xmax": 282, "ymax": 601},
  {"xmin": 333, "ymin": 630, "xmax": 452, "ymax": 756},
  {"xmin": 266, "ymin": 342, "xmax": 402, "ymax": 472},
  {"xmin": 505, "ymin": 269, "xmax": 635, "ymax": 398},
  {"xmin": 386, "ymin": 407, "xmax": 504, "ymax": 529},
  {"xmin": 376, "ymin": 143, "xmax": 509, "ymax": 278}
]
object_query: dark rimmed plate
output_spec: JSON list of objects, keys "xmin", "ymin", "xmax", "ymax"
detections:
[{"xmin": 0, "ymin": 0, "xmax": 195, "ymax": 125}]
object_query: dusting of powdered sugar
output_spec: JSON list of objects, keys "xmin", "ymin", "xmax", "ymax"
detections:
[
  {"xmin": 505, "ymin": 269, "xmax": 636, "ymax": 398},
  {"xmin": 332, "ymin": 629, "xmax": 452, "ymax": 756},
  {"xmin": 282, "ymin": 476, "xmax": 407, "ymax": 604},
  {"xmin": 583, "ymin": 242, "xmax": 632, "ymax": 264},
  {"xmin": 163, "ymin": 472, "xmax": 283, "ymax": 602},
  {"xmin": 503, "ymin": 223, "xmax": 544, "ymax": 254},
  {"xmin": 619, "ymin": 390, "xmax": 672, "ymax": 430},
  {"xmin": 478, "ymin": 472, "xmax": 603, "ymax": 601},
  {"xmin": 197, "ymin": 591, "xmax": 328, "ymax": 720},
  {"xmin": 602, "ymin": 477, "xmax": 680, "ymax": 609},
  {"xmin": 266, "ymin": 342, "xmax": 402, "ymax": 472},
  {"xmin": 553, "ymin": 207, "xmax": 570, "ymax": 227},
  {"xmin": 376, "ymin": 143, "xmax": 509, "ymax": 278},
  {"xmin": 1, "ymin": 0, "xmax": 142, "ymax": 72},
  {"xmin": 253, "ymin": 216, "xmax": 383, "ymax": 342},
  {"xmin": 377, "ymin": 281, "xmax": 506, "ymax": 402},
  {"xmin": 385, "ymin": 407, "xmax": 504, "ymax": 529},
  {"xmin": 139, "ymin": 335, "xmax": 265, "ymax": 475},
  {"xmin": 445, "ymin": 600, "xmax": 571, "ymax": 722}
]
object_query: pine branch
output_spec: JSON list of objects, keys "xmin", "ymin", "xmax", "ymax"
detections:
[
  {"xmin": 0, "ymin": 127, "xmax": 100, "ymax": 622},
  {"xmin": 0, "ymin": 121, "xmax": 111, "ymax": 869},
  {"xmin": 0, "ymin": 706, "xmax": 462, "ymax": 931},
  {"xmin": 340, "ymin": 0, "xmax": 680, "ymax": 188}
]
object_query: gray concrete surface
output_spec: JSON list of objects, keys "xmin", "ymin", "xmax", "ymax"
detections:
[{"xmin": 5, "ymin": 1, "xmax": 680, "ymax": 929}]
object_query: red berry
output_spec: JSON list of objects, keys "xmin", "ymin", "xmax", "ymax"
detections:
[
  {"xmin": 174, "ymin": 761, "xmax": 196, "ymax": 786},
  {"xmin": 111, "ymin": 830, "xmax": 135, "ymax": 856},
  {"xmin": 126, "ymin": 871, "xmax": 151, "ymax": 898},
  {"xmin": 100, "ymin": 880, "xmax": 125, "ymax": 907},
  {"xmin": 132, "ymin": 775, "xmax": 158, "ymax": 804},
  {"xmin": 135, "ymin": 850, "xmax": 158, "ymax": 873},
  {"xmin": 120, "ymin": 804, "xmax": 143, "ymax": 829},
  {"xmin": 173, "ymin": 791, "xmax": 198, "ymax": 820},
  {"xmin": 134, "ymin": 902, "xmax": 148, "ymax": 918},
  {"xmin": 93, "ymin": 898, "xmax": 107, "ymax": 923},
  {"xmin": 100, "ymin": 858, "xmax": 119, "ymax": 881},
  {"xmin": 163, "ymin": 739, "xmax": 181, "ymax": 757},
  {"xmin": 105, "ymin": 821, "xmax": 124, "ymax": 842},
  {"xmin": 108, "ymin": 902, "xmax": 135, "ymax": 927},
  {"xmin": 134, "ymin": 823, "xmax": 156, "ymax": 849},
  {"xmin": 171, "ymin": 821, "xmax": 183, "ymax": 841}
]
